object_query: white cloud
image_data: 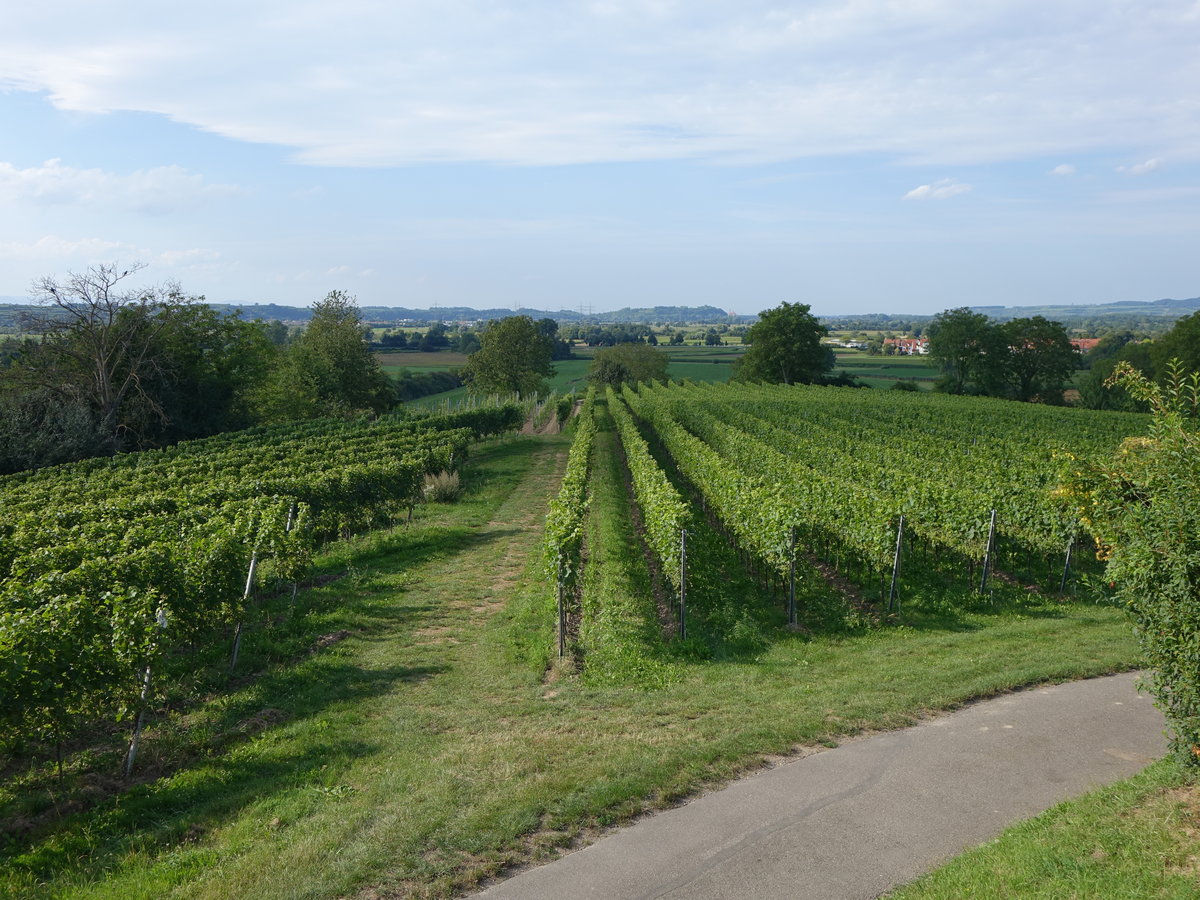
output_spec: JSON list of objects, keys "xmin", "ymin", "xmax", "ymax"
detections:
[
  {"xmin": 0, "ymin": 234, "xmax": 136, "ymax": 261},
  {"xmin": 0, "ymin": 159, "xmax": 237, "ymax": 213},
  {"xmin": 1050, "ymin": 164, "xmax": 1076, "ymax": 176},
  {"xmin": 1118, "ymin": 158, "xmax": 1163, "ymax": 175},
  {"xmin": 904, "ymin": 179, "xmax": 972, "ymax": 200},
  {"xmin": 0, "ymin": 235, "xmax": 220, "ymax": 274},
  {"xmin": 1, "ymin": 2, "xmax": 1198, "ymax": 167}
]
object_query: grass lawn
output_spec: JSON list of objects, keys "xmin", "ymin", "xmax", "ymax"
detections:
[
  {"xmin": 887, "ymin": 759, "xmax": 1199, "ymax": 899},
  {"xmin": 0, "ymin": 426, "xmax": 1143, "ymax": 900}
]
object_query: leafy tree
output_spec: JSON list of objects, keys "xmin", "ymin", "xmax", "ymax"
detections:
[
  {"xmin": 1066, "ymin": 362, "xmax": 1200, "ymax": 764},
  {"xmin": 455, "ymin": 331, "xmax": 481, "ymax": 355},
  {"xmin": 1151, "ymin": 311, "xmax": 1200, "ymax": 379},
  {"xmin": 534, "ymin": 317, "xmax": 573, "ymax": 360},
  {"xmin": 419, "ymin": 322, "xmax": 450, "ymax": 352},
  {"xmin": 461, "ymin": 315, "xmax": 554, "ymax": 397},
  {"xmin": 259, "ymin": 290, "xmax": 395, "ymax": 420},
  {"xmin": 137, "ymin": 304, "xmax": 279, "ymax": 442},
  {"xmin": 0, "ymin": 387, "xmax": 107, "ymax": 472},
  {"xmin": 262, "ymin": 320, "xmax": 292, "ymax": 346},
  {"xmin": 733, "ymin": 301, "xmax": 832, "ymax": 385},
  {"xmin": 996, "ymin": 316, "xmax": 1080, "ymax": 403},
  {"xmin": 588, "ymin": 342, "xmax": 669, "ymax": 389},
  {"xmin": 1077, "ymin": 335, "xmax": 1154, "ymax": 411},
  {"xmin": 927, "ymin": 307, "xmax": 999, "ymax": 394}
]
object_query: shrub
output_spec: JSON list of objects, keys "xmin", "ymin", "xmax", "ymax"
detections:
[{"xmin": 1065, "ymin": 361, "xmax": 1200, "ymax": 765}]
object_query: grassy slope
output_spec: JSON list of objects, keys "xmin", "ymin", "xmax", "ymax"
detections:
[
  {"xmin": 888, "ymin": 760, "xmax": 1200, "ymax": 899},
  {"xmin": 1, "ymin": 432, "xmax": 1142, "ymax": 900}
]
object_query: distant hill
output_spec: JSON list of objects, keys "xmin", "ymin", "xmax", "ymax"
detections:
[
  {"xmin": 208, "ymin": 303, "xmax": 752, "ymax": 325},
  {"xmin": 821, "ymin": 296, "xmax": 1200, "ymax": 335},
  {"xmin": 4, "ymin": 295, "xmax": 1196, "ymax": 333},
  {"xmin": 1, "ymin": 299, "xmax": 747, "ymax": 331},
  {"xmin": 967, "ymin": 297, "xmax": 1200, "ymax": 322}
]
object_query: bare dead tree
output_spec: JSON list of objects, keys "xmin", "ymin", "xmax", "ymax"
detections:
[{"xmin": 18, "ymin": 262, "xmax": 187, "ymax": 452}]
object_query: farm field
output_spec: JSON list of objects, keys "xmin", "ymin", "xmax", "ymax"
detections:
[
  {"xmin": 0, "ymin": 384, "xmax": 1154, "ymax": 899},
  {"xmin": 404, "ymin": 347, "xmax": 740, "ymax": 411},
  {"xmin": 832, "ymin": 349, "xmax": 938, "ymax": 388},
  {"xmin": 376, "ymin": 351, "xmax": 470, "ymax": 375}
]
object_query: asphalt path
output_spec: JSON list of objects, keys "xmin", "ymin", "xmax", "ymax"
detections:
[{"xmin": 471, "ymin": 672, "xmax": 1166, "ymax": 900}]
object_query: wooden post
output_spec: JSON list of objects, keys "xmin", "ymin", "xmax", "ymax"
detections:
[
  {"xmin": 979, "ymin": 509, "xmax": 997, "ymax": 595},
  {"xmin": 124, "ymin": 666, "xmax": 152, "ymax": 779},
  {"xmin": 788, "ymin": 526, "xmax": 797, "ymax": 626},
  {"xmin": 125, "ymin": 607, "xmax": 167, "ymax": 778},
  {"xmin": 887, "ymin": 515, "xmax": 905, "ymax": 614},
  {"xmin": 679, "ymin": 529, "xmax": 688, "ymax": 641},
  {"xmin": 1059, "ymin": 538, "xmax": 1074, "ymax": 595},
  {"xmin": 557, "ymin": 562, "xmax": 566, "ymax": 659},
  {"xmin": 230, "ymin": 551, "xmax": 259, "ymax": 672}
]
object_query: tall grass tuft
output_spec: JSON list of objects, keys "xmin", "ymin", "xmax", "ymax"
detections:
[{"xmin": 423, "ymin": 470, "xmax": 463, "ymax": 503}]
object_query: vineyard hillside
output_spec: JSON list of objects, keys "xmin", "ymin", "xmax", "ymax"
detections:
[{"xmin": 0, "ymin": 385, "xmax": 1150, "ymax": 900}]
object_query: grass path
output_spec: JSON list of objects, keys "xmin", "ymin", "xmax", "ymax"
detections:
[{"xmin": 4, "ymin": 432, "xmax": 1143, "ymax": 900}]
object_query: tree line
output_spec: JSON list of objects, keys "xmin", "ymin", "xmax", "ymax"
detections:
[
  {"xmin": 928, "ymin": 306, "xmax": 1200, "ymax": 408},
  {"xmin": 0, "ymin": 265, "xmax": 397, "ymax": 474}
]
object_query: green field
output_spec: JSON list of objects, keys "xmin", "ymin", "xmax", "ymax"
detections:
[
  {"xmin": 404, "ymin": 347, "xmax": 739, "ymax": 410},
  {"xmin": 832, "ymin": 349, "xmax": 938, "ymax": 388},
  {"xmin": 376, "ymin": 350, "xmax": 468, "ymax": 376},
  {"xmin": 394, "ymin": 344, "xmax": 936, "ymax": 409}
]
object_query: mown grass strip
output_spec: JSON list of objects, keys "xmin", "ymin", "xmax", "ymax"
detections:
[
  {"xmin": 887, "ymin": 760, "xmax": 1199, "ymax": 900},
  {"xmin": 576, "ymin": 398, "xmax": 677, "ymax": 687}
]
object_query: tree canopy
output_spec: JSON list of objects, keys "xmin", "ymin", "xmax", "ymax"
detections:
[
  {"xmin": 0, "ymin": 264, "xmax": 284, "ymax": 471},
  {"xmin": 928, "ymin": 307, "xmax": 1079, "ymax": 403},
  {"xmin": 997, "ymin": 316, "xmax": 1081, "ymax": 403},
  {"xmin": 461, "ymin": 315, "xmax": 554, "ymax": 397},
  {"xmin": 259, "ymin": 290, "xmax": 396, "ymax": 420},
  {"xmin": 732, "ymin": 302, "xmax": 833, "ymax": 385},
  {"xmin": 927, "ymin": 308, "xmax": 1001, "ymax": 395},
  {"xmin": 1151, "ymin": 310, "xmax": 1200, "ymax": 378},
  {"xmin": 587, "ymin": 342, "xmax": 669, "ymax": 389}
]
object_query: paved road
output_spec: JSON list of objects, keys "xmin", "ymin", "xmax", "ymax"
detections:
[{"xmin": 472, "ymin": 672, "xmax": 1165, "ymax": 900}]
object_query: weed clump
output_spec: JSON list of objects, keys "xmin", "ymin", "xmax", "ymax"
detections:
[{"xmin": 423, "ymin": 470, "xmax": 463, "ymax": 503}]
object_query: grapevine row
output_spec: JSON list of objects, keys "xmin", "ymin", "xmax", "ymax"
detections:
[
  {"xmin": 544, "ymin": 389, "xmax": 596, "ymax": 599},
  {"xmin": 606, "ymin": 387, "xmax": 689, "ymax": 589},
  {"xmin": 0, "ymin": 405, "xmax": 523, "ymax": 753}
]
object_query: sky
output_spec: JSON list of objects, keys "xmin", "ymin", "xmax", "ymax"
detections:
[{"xmin": 1, "ymin": 1, "xmax": 1198, "ymax": 317}]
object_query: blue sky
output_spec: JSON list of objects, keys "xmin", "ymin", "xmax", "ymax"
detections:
[{"xmin": 1, "ymin": 1, "xmax": 1198, "ymax": 316}]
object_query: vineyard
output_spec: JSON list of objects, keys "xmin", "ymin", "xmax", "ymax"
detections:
[
  {"xmin": 544, "ymin": 381, "xmax": 1148, "ymax": 670},
  {"xmin": 0, "ymin": 404, "xmax": 523, "ymax": 768},
  {"xmin": 0, "ymin": 382, "xmax": 1152, "ymax": 900}
]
